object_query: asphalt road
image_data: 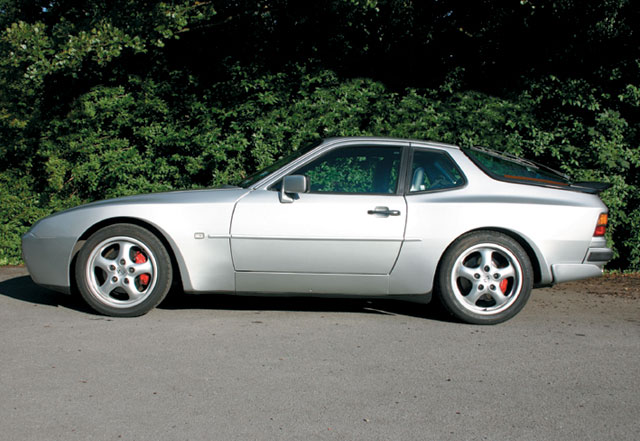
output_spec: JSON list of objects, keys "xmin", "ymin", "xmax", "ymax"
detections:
[{"xmin": 1, "ymin": 267, "xmax": 638, "ymax": 441}]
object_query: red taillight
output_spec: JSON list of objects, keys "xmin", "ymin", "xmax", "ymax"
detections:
[{"xmin": 594, "ymin": 213, "xmax": 608, "ymax": 237}]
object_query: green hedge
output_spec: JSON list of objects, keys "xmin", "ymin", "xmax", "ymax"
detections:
[
  {"xmin": 1, "ymin": 1, "xmax": 638, "ymax": 269},
  {"xmin": 1, "ymin": 68, "xmax": 638, "ymax": 268}
]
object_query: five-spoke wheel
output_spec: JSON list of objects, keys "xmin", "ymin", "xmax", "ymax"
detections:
[
  {"xmin": 75, "ymin": 224, "xmax": 172, "ymax": 317},
  {"xmin": 437, "ymin": 231, "xmax": 533, "ymax": 324}
]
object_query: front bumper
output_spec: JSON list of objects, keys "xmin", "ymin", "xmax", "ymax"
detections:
[{"xmin": 22, "ymin": 231, "xmax": 75, "ymax": 294}]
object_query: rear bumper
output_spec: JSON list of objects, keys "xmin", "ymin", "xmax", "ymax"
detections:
[
  {"xmin": 552, "ymin": 263, "xmax": 603, "ymax": 284},
  {"xmin": 584, "ymin": 248, "xmax": 614, "ymax": 263},
  {"xmin": 551, "ymin": 246, "xmax": 613, "ymax": 284}
]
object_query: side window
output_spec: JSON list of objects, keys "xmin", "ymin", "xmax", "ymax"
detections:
[
  {"xmin": 409, "ymin": 150, "xmax": 464, "ymax": 192},
  {"xmin": 294, "ymin": 146, "xmax": 402, "ymax": 194}
]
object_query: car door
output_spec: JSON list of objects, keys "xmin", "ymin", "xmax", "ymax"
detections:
[{"xmin": 230, "ymin": 142, "xmax": 408, "ymax": 293}]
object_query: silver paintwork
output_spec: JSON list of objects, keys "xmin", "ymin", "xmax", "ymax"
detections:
[
  {"xmin": 22, "ymin": 137, "xmax": 612, "ymax": 301},
  {"xmin": 230, "ymin": 191, "xmax": 406, "ymax": 274}
]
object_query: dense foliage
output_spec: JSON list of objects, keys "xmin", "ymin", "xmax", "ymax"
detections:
[{"xmin": 1, "ymin": 0, "xmax": 638, "ymax": 269}]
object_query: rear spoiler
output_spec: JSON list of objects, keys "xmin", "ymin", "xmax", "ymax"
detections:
[{"xmin": 569, "ymin": 181, "xmax": 612, "ymax": 194}]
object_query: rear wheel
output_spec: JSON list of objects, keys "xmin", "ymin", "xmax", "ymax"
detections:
[
  {"xmin": 436, "ymin": 231, "xmax": 533, "ymax": 325},
  {"xmin": 75, "ymin": 224, "xmax": 172, "ymax": 317}
]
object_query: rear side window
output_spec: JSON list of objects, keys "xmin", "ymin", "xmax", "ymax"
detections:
[
  {"xmin": 464, "ymin": 147, "xmax": 572, "ymax": 187},
  {"xmin": 409, "ymin": 150, "xmax": 465, "ymax": 193}
]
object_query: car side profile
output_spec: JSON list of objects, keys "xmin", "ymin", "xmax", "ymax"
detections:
[{"xmin": 22, "ymin": 137, "xmax": 612, "ymax": 324}]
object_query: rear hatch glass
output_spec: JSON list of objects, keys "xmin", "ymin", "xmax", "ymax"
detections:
[{"xmin": 463, "ymin": 147, "xmax": 608, "ymax": 194}]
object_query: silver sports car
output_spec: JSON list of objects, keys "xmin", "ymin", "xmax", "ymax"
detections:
[{"xmin": 22, "ymin": 137, "xmax": 612, "ymax": 324}]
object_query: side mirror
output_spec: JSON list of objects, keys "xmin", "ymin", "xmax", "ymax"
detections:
[{"xmin": 280, "ymin": 175, "xmax": 309, "ymax": 203}]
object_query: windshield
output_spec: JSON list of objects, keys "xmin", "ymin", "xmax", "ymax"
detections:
[
  {"xmin": 463, "ymin": 147, "xmax": 572, "ymax": 187},
  {"xmin": 235, "ymin": 142, "xmax": 319, "ymax": 188}
]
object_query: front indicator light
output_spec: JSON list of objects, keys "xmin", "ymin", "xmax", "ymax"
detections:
[{"xmin": 594, "ymin": 213, "xmax": 608, "ymax": 237}]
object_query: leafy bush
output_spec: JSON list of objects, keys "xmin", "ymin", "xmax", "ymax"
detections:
[{"xmin": 0, "ymin": 1, "xmax": 638, "ymax": 269}]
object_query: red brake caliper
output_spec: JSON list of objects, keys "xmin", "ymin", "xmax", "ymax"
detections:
[
  {"xmin": 134, "ymin": 251, "xmax": 150, "ymax": 287},
  {"xmin": 499, "ymin": 278, "xmax": 509, "ymax": 294}
]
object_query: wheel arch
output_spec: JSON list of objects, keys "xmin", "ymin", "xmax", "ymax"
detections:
[
  {"xmin": 436, "ymin": 227, "xmax": 543, "ymax": 286},
  {"xmin": 69, "ymin": 217, "xmax": 186, "ymax": 295}
]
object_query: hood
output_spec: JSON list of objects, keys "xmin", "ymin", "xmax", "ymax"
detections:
[{"xmin": 48, "ymin": 187, "xmax": 250, "ymax": 218}]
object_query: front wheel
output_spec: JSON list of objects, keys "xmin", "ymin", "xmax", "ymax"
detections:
[
  {"xmin": 75, "ymin": 224, "xmax": 173, "ymax": 317},
  {"xmin": 436, "ymin": 231, "xmax": 533, "ymax": 325}
]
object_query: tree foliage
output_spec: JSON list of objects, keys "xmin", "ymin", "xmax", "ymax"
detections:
[{"xmin": 1, "ymin": 0, "xmax": 638, "ymax": 269}]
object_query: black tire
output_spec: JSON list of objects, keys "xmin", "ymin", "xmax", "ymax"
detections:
[
  {"xmin": 75, "ymin": 223, "xmax": 173, "ymax": 317},
  {"xmin": 436, "ymin": 231, "xmax": 533, "ymax": 325}
]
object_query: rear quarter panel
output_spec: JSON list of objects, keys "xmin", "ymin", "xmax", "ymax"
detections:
[{"xmin": 390, "ymin": 150, "xmax": 606, "ymax": 294}]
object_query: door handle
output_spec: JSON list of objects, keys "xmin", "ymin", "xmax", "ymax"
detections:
[{"xmin": 367, "ymin": 207, "xmax": 401, "ymax": 216}]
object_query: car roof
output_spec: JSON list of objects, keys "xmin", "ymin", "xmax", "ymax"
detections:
[{"xmin": 322, "ymin": 136, "xmax": 462, "ymax": 152}]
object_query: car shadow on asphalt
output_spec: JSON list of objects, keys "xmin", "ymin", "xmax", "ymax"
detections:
[
  {"xmin": 0, "ymin": 274, "xmax": 454, "ymax": 322},
  {"xmin": 0, "ymin": 275, "xmax": 96, "ymax": 314},
  {"xmin": 160, "ymin": 290, "xmax": 453, "ymax": 322}
]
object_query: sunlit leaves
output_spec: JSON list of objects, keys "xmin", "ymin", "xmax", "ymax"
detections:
[{"xmin": 0, "ymin": 0, "xmax": 638, "ymax": 270}]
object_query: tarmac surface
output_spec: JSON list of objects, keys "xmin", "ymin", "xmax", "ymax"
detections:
[{"xmin": 1, "ymin": 266, "xmax": 638, "ymax": 441}]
